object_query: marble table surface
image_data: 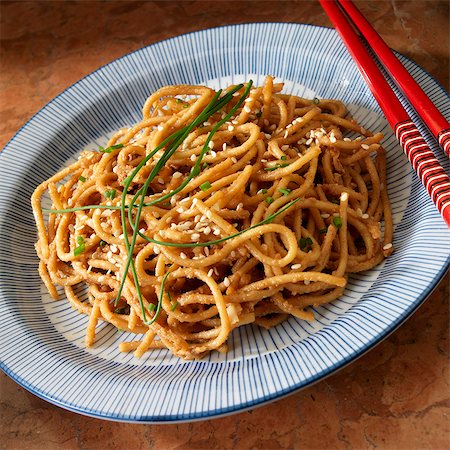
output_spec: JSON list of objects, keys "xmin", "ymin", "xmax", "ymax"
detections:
[{"xmin": 1, "ymin": 1, "xmax": 448, "ymax": 448}]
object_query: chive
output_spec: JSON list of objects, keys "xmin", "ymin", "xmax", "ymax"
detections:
[
  {"xmin": 278, "ymin": 188, "xmax": 291, "ymax": 196},
  {"xmin": 99, "ymin": 240, "xmax": 107, "ymax": 248},
  {"xmin": 258, "ymin": 188, "xmax": 268, "ymax": 194},
  {"xmin": 182, "ymin": 104, "xmax": 189, "ymax": 108},
  {"xmin": 264, "ymin": 163, "xmax": 289, "ymax": 171},
  {"xmin": 135, "ymin": 198, "xmax": 300, "ymax": 248},
  {"xmin": 74, "ymin": 236, "xmax": 85, "ymax": 256},
  {"xmin": 148, "ymin": 303, "xmax": 156, "ymax": 312},
  {"xmin": 199, "ymin": 181, "xmax": 212, "ymax": 192},
  {"xmin": 78, "ymin": 176, "xmax": 86, "ymax": 182},
  {"xmin": 333, "ymin": 216, "xmax": 342, "ymax": 228},
  {"xmin": 299, "ymin": 237, "xmax": 313, "ymax": 250},
  {"xmin": 104, "ymin": 189, "xmax": 116, "ymax": 200},
  {"xmin": 256, "ymin": 111, "xmax": 262, "ymax": 118},
  {"xmin": 265, "ymin": 196, "xmax": 274, "ymax": 204},
  {"xmin": 175, "ymin": 98, "xmax": 183, "ymax": 104},
  {"xmin": 313, "ymin": 97, "xmax": 320, "ymax": 105},
  {"xmin": 280, "ymin": 156, "xmax": 287, "ymax": 161},
  {"xmin": 171, "ymin": 301, "xmax": 179, "ymax": 312},
  {"xmin": 202, "ymin": 162, "xmax": 208, "ymax": 170},
  {"xmin": 319, "ymin": 227, "xmax": 328, "ymax": 234},
  {"xmin": 99, "ymin": 143, "xmax": 123, "ymax": 153}
]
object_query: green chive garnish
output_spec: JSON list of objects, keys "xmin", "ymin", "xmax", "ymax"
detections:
[
  {"xmin": 264, "ymin": 163, "xmax": 289, "ymax": 171},
  {"xmin": 99, "ymin": 143, "xmax": 123, "ymax": 153},
  {"xmin": 148, "ymin": 303, "xmax": 156, "ymax": 312},
  {"xmin": 333, "ymin": 216, "xmax": 342, "ymax": 228},
  {"xmin": 258, "ymin": 188, "xmax": 268, "ymax": 194},
  {"xmin": 199, "ymin": 181, "xmax": 212, "ymax": 192},
  {"xmin": 319, "ymin": 227, "xmax": 328, "ymax": 234},
  {"xmin": 278, "ymin": 188, "xmax": 291, "ymax": 196},
  {"xmin": 299, "ymin": 237, "xmax": 313, "ymax": 251},
  {"xmin": 99, "ymin": 240, "xmax": 107, "ymax": 248},
  {"xmin": 78, "ymin": 176, "xmax": 86, "ymax": 182},
  {"xmin": 280, "ymin": 156, "xmax": 287, "ymax": 161},
  {"xmin": 171, "ymin": 301, "xmax": 179, "ymax": 312},
  {"xmin": 266, "ymin": 196, "xmax": 274, "ymax": 204},
  {"xmin": 74, "ymin": 236, "xmax": 85, "ymax": 256},
  {"xmin": 104, "ymin": 189, "xmax": 116, "ymax": 200}
]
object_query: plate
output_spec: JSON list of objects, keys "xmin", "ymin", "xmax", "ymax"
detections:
[{"xmin": 1, "ymin": 23, "xmax": 449, "ymax": 422}]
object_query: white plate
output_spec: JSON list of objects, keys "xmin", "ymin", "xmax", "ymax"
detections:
[{"xmin": 0, "ymin": 23, "xmax": 449, "ymax": 422}]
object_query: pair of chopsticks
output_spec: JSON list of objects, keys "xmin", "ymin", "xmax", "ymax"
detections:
[{"xmin": 320, "ymin": 0, "xmax": 450, "ymax": 227}]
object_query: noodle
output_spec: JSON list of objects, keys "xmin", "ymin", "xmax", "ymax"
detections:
[{"xmin": 31, "ymin": 77, "xmax": 393, "ymax": 360}]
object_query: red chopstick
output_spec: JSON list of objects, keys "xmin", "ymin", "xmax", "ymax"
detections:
[
  {"xmin": 320, "ymin": 0, "xmax": 450, "ymax": 227},
  {"xmin": 338, "ymin": 0, "xmax": 450, "ymax": 157}
]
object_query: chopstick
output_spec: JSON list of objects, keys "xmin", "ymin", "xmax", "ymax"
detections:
[
  {"xmin": 337, "ymin": 0, "xmax": 450, "ymax": 157},
  {"xmin": 320, "ymin": 0, "xmax": 450, "ymax": 227}
]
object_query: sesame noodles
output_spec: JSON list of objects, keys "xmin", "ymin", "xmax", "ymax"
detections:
[{"xmin": 31, "ymin": 76, "xmax": 393, "ymax": 360}]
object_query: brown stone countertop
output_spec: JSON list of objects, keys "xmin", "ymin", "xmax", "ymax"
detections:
[{"xmin": 1, "ymin": 1, "xmax": 449, "ymax": 449}]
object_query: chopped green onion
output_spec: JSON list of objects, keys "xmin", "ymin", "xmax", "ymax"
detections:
[
  {"xmin": 313, "ymin": 97, "xmax": 320, "ymax": 105},
  {"xmin": 278, "ymin": 188, "xmax": 291, "ymax": 196},
  {"xmin": 104, "ymin": 189, "xmax": 116, "ymax": 200},
  {"xmin": 99, "ymin": 240, "xmax": 107, "ymax": 248},
  {"xmin": 78, "ymin": 176, "xmax": 86, "ymax": 182},
  {"xmin": 202, "ymin": 162, "xmax": 208, "ymax": 170},
  {"xmin": 148, "ymin": 303, "xmax": 156, "ymax": 312},
  {"xmin": 99, "ymin": 143, "xmax": 123, "ymax": 153},
  {"xmin": 266, "ymin": 196, "xmax": 274, "ymax": 204},
  {"xmin": 264, "ymin": 163, "xmax": 289, "ymax": 171},
  {"xmin": 182, "ymin": 104, "xmax": 189, "ymax": 108},
  {"xmin": 175, "ymin": 98, "xmax": 183, "ymax": 104},
  {"xmin": 280, "ymin": 156, "xmax": 287, "ymax": 161},
  {"xmin": 171, "ymin": 301, "xmax": 179, "ymax": 312},
  {"xmin": 319, "ymin": 227, "xmax": 328, "ymax": 234},
  {"xmin": 299, "ymin": 237, "xmax": 313, "ymax": 250},
  {"xmin": 258, "ymin": 188, "xmax": 268, "ymax": 194},
  {"xmin": 74, "ymin": 236, "xmax": 85, "ymax": 256},
  {"xmin": 333, "ymin": 216, "xmax": 342, "ymax": 228},
  {"xmin": 199, "ymin": 181, "xmax": 212, "ymax": 192}
]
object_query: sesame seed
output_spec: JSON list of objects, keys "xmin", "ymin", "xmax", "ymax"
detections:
[
  {"xmin": 191, "ymin": 233, "xmax": 200, "ymax": 241},
  {"xmin": 153, "ymin": 246, "xmax": 160, "ymax": 254},
  {"xmin": 208, "ymin": 269, "xmax": 214, "ymax": 277},
  {"xmin": 203, "ymin": 121, "xmax": 211, "ymax": 126},
  {"xmin": 222, "ymin": 143, "xmax": 227, "ymax": 151},
  {"xmin": 383, "ymin": 243, "xmax": 393, "ymax": 250},
  {"xmin": 305, "ymin": 138, "xmax": 313, "ymax": 145},
  {"xmin": 321, "ymin": 213, "xmax": 330, "ymax": 218},
  {"xmin": 208, "ymin": 141, "xmax": 214, "ymax": 149},
  {"xmin": 98, "ymin": 276, "xmax": 105, "ymax": 283},
  {"xmin": 286, "ymin": 124, "xmax": 292, "ymax": 129},
  {"xmin": 90, "ymin": 233, "xmax": 96, "ymax": 239},
  {"xmin": 203, "ymin": 226, "xmax": 211, "ymax": 235},
  {"xmin": 223, "ymin": 277, "xmax": 231, "ymax": 287},
  {"xmin": 304, "ymin": 280, "xmax": 311, "ymax": 285},
  {"xmin": 329, "ymin": 135, "xmax": 337, "ymax": 143},
  {"xmin": 228, "ymin": 125, "xmax": 234, "ymax": 132},
  {"xmin": 281, "ymin": 145, "xmax": 289, "ymax": 151},
  {"xmin": 204, "ymin": 246, "xmax": 210, "ymax": 256},
  {"xmin": 243, "ymin": 106, "xmax": 251, "ymax": 113},
  {"xmin": 107, "ymin": 251, "xmax": 113, "ymax": 259},
  {"xmin": 180, "ymin": 252, "xmax": 187, "ymax": 260},
  {"xmin": 231, "ymin": 157, "xmax": 237, "ymax": 163},
  {"xmin": 361, "ymin": 144, "xmax": 370, "ymax": 150},
  {"xmin": 173, "ymin": 171, "xmax": 183, "ymax": 178},
  {"xmin": 362, "ymin": 213, "xmax": 369, "ymax": 219},
  {"xmin": 291, "ymin": 263, "xmax": 302, "ymax": 270},
  {"xmin": 236, "ymin": 203, "xmax": 243, "ymax": 211},
  {"xmin": 340, "ymin": 192, "xmax": 349, "ymax": 202},
  {"xmin": 232, "ymin": 120, "xmax": 238, "ymax": 125},
  {"xmin": 157, "ymin": 177, "xmax": 165, "ymax": 184},
  {"xmin": 213, "ymin": 228, "xmax": 221, "ymax": 235},
  {"xmin": 283, "ymin": 131, "xmax": 289, "ymax": 139},
  {"xmin": 139, "ymin": 228, "xmax": 145, "ymax": 234},
  {"xmin": 157, "ymin": 125, "xmax": 164, "ymax": 132},
  {"xmin": 192, "ymin": 198, "xmax": 198, "ymax": 205},
  {"xmin": 67, "ymin": 199, "xmax": 73, "ymax": 206},
  {"xmin": 264, "ymin": 133, "xmax": 272, "ymax": 139},
  {"xmin": 190, "ymin": 154, "xmax": 197, "ymax": 161},
  {"xmin": 210, "ymin": 150, "xmax": 217, "ymax": 157},
  {"xmin": 343, "ymin": 137, "xmax": 351, "ymax": 142}
]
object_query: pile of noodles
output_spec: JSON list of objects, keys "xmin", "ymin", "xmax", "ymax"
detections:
[{"xmin": 32, "ymin": 76, "xmax": 393, "ymax": 360}]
